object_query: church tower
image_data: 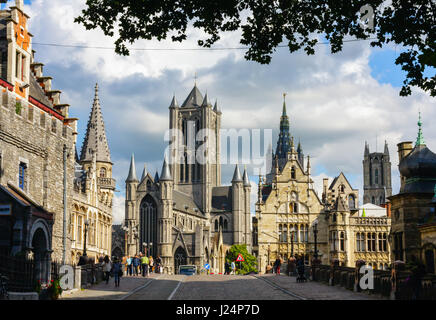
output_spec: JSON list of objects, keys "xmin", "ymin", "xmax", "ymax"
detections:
[
  {"xmin": 168, "ymin": 84, "xmax": 221, "ymax": 216},
  {"xmin": 275, "ymin": 94, "xmax": 292, "ymax": 171},
  {"xmin": 80, "ymin": 83, "xmax": 115, "ymax": 206},
  {"xmin": 363, "ymin": 141, "xmax": 392, "ymax": 205}
]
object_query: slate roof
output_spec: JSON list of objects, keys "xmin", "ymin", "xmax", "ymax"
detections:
[
  {"xmin": 211, "ymin": 186, "xmax": 233, "ymax": 212},
  {"xmin": 181, "ymin": 85, "xmax": 204, "ymax": 108},
  {"xmin": 173, "ymin": 190, "xmax": 203, "ymax": 215},
  {"xmin": 29, "ymin": 72, "xmax": 54, "ymax": 108}
]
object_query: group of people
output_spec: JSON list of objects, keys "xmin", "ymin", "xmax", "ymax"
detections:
[
  {"xmin": 224, "ymin": 260, "xmax": 236, "ymax": 275},
  {"xmin": 101, "ymin": 255, "xmax": 122, "ymax": 287},
  {"xmin": 265, "ymin": 255, "xmax": 307, "ymax": 281},
  {"xmin": 124, "ymin": 253, "xmax": 163, "ymax": 277}
]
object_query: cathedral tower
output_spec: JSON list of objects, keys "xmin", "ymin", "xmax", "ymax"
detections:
[{"xmin": 363, "ymin": 141, "xmax": 392, "ymax": 205}]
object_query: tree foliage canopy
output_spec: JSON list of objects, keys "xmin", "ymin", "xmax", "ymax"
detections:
[
  {"xmin": 75, "ymin": 1, "xmax": 436, "ymax": 97},
  {"xmin": 225, "ymin": 244, "xmax": 257, "ymax": 274}
]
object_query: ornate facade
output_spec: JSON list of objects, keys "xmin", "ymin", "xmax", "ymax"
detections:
[
  {"xmin": 254, "ymin": 97, "xmax": 391, "ymax": 273},
  {"xmin": 70, "ymin": 84, "xmax": 114, "ymax": 264},
  {"xmin": 124, "ymin": 85, "xmax": 251, "ymax": 274}
]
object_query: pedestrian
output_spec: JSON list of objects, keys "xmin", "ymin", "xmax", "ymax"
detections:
[
  {"xmin": 102, "ymin": 255, "xmax": 112, "ymax": 284},
  {"xmin": 274, "ymin": 256, "xmax": 281, "ymax": 275},
  {"xmin": 112, "ymin": 257, "xmax": 122, "ymax": 287},
  {"xmin": 296, "ymin": 255, "xmax": 306, "ymax": 282},
  {"xmin": 126, "ymin": 256, "xmax": 132, "ymax": 276},
  {"xmin": 141, "ymin": 255, "xmax": 149, "ymax": 277},
  {"xmin": 231, "ymin": 261, "xmax": 236, "ymax": 275},
  {"xmin": 149, "ymin": 256, "xmax": 154, "ymax": 273},
  {"xmin": 224, "ymin": 261, "xmax": 230, "ymax": 275},
  {"xmin": 156, "ymin": 255, "xmax": 162, "ymax": 274},
  {"xmin": 133, "ymin": 255, "xmax": 140, "ymax": 276}
]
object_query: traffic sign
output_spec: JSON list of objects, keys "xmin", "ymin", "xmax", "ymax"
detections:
[
  {"xmin": 204, "ymin": 263, "xmax": 210, "ymax": 270},
  {"xmin": 236, "ymin": 254, "xmax": 244, "ymax": 262}
]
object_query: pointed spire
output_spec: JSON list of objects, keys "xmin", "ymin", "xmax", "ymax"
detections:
[
  {"xmin": 201, "ymin": 92, "xmax": 211, "ymax": 107},
  {"xmin": 154, "ymin": 171, "xmax": 159, "ymax": 182},
  {"xmin": 140, "ymin": 164, "xmax": 148, "ymax": 182},
  {"xmin": 306, "ymin": 155, "xmax": 311, "ymax": 175},
  {"xmin": 364, "ymin": 141, "xmax": 369, "ymax": 156},
  {"xmin": 126, "ymin": 154, "xmax": 138, "ymax": 182},
  {"xmin": 160, "ymin": 157, "xmax": 172, "ymax": 181},
  {"xmin": 243, "ymin": 166, "xmax": 250, "ymax": 187},
  {"xmin": 384, "ymin": 140, "xmax": 389, "ymax": 155},
  {"xmin": 213, "ymin": 99, "xmax": 220, "ymax": 113},
  {"xmin": 181, "ymin": 85, "xmax": 204, "ymax": 108},
  {"xmin": 416, "ymin": 111, "xmax": 425, "ymax": 146},
  {"xmin": 80, "ymin": 83, "xmax": 112, "ymax": 163},
  {"xmin": 282, "ymin": 93, "xmax": 287, "ymax": 116},
  {"xmin": 297, "ymin": 139, "xmax": 302, "ymax": 153},
  {"xmin": 169, "ymin": 94, "xmax": 179, "ymax": 108},
  {"xmin": 232, "ymin": 164, "xmax": 243, "ymax": 183}
]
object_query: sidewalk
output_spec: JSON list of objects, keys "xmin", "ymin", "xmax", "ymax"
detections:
[
  {"xmin": 60, "ymin": 274, "xmax": 159, "ymax": 300},
  {"xmin": 261, "ymin": 274, "xmax": 385, "ymax": 300}
]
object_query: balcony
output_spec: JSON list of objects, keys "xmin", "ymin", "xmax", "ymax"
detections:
[
  {"xmin": 351, "ymin": 216, "xmax": 390, "ymax": 226},
  {"xmin": 97, "ymin": 177, "xmax": 116, "ymax": 190}
]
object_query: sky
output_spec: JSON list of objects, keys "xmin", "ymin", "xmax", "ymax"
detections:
[{"xmin": 7, "ymin": 0, "xmax": 435, "ymax": 224}]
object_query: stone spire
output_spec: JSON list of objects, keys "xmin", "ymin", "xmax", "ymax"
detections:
[
  {"xmin": 140, "ymin": 164, "xmax": 148, "ymax": 182},
  {"xmin": 126, "ymin": 154, "xmax": 138, "ymax": 182},
  {"xmin": 169, "ymin": 94, "xmax": 179, "ymax": 108},
  {"xmin": 364, "ymin": 141, "xmax": 369, "ymax": 156},
  {"xmin": 243, "ymin": 166, "xmax": 250, "ymax": 187},
  {"xmin": 160, "ymin": 157, "xmax": 172, "ymax": 181},
  {"xmin": 416, "ymin": 112, "xmax": 425, "ymax": 146},
  {"xmin": 80, "ymin": 83, "xmax": 112, "ymax": 163},
  {"xmin": 201, "ymin": 92, "xmax": 211, "ymax": 107},
  {"xmin": 181, "ymin": 84, "xmax": 204, "ymax": 108},
  {"xmin": 154, "ymin": 171, "xmax": 159, "ymax": 182},
  {"xmin": 232, "ymin": 164, "xmax": 243, "ymax": 183},
  {"xmin": 275, "ymin": 93, "xmax": 291, "ymax": 164}
]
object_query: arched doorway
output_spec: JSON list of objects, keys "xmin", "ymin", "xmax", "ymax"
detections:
[
  {"xmin": 32, "ymin": 228, "xmax": 49, "ymax": 283},
  {"xmin": 174, "ymin": 246, "xmax": 187, "ymax": 274},
  {"xmin": 140, "ymin": 195, "xmax": 157, "ymax": 257}
]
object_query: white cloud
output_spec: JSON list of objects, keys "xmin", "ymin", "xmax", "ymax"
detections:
[{"xmin": 112, "ymin": 193, "xmax": 125, "ymax": 225}]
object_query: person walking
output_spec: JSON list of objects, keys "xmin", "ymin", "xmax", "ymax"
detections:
[
  {"xmin": 224, "ymin": 261, "xmax": 230, "ymax": 275},
  {"xmin": 133, "ymin": 255, "xmax": 140, "ymax": 276},
  {"xmin": 149, "ymin": 256, "xmax": 154, "ymax": 273},
  {"xmin": 274, "ymin": 256, "xmax": 282, "ymax": 275},
  {"xmin": 112, "ymin": 257, "xmax": 122, "ymax": 287},
  {"xmin": 231, "ymin": 261, "xmax": 236, "ymax": 275},
  {"xmin": 126, "ymin": 256, "xmax": 132, "ymax": 276},
  {"xmin": 141, "ymin": 255, "xmax": 149, "ymax": 277},
  {"xmin": 156, "ymin": 255, "xmax": 162, "ymax": 274},
  {"xmin": 102, "ymin": 255, "xmax": 112, "ymax": 284}
]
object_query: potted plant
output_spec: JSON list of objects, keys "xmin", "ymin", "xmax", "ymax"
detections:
[{"xmin": 46, "ymin": 278, "xmax": 63, "ymax": 300}]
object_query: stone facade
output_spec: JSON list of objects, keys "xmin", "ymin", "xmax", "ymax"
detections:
[
  {"xmin": 124, "ymin": 85, "xmax": 251, "ymax": 274},
  {"xmin": 0, "ymin": 1, "xmax": 76, "ymax": 263},
  {"xmin": 254, "ymin": 98, "xmax": 391, "ymax": 273}
]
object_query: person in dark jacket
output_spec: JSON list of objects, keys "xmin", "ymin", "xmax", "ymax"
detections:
[
  {"xmin": 133, "ymin": 255, "xmax": 140, "ymax": 276},
  {"xmin": 274, "ymin": 256, "xmax": 282, "ymax": 275},
  {"xmin": 112, "ymin": 257, "xmax": 122, "ymax": 287}
]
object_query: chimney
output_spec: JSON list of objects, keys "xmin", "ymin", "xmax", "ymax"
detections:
[
  {"xmin": 397, "ymin": 141, "xmax": 413, "ymax": 190},
  {"xmin": 322, "ymin": 178, "xmax": 329, "ymax": 203}
]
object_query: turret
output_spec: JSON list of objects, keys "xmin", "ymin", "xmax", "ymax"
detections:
[
  {"xmin": 125, "ymin": 154, "xmax": 139, "ymax": 201},
  {"xmin": 232, "ymin": 164, "xmax": 244, "ymax": 244}
]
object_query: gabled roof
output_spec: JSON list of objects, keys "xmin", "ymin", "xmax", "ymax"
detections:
[
  {"xmin": 173, "ymin": 190, "xmax": 203, "ymax": 216},
  {"xmin": 329, "ymin": 172, "xmax": 355, "ymax": 190},
  {"xmin": 181, "ymin": 85, "xmax": 204, "ymax": 108}
]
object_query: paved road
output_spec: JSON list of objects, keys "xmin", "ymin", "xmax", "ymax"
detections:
[{"xmin": 61, "ymin": 274, "xmax": 383, "ymax": 300}]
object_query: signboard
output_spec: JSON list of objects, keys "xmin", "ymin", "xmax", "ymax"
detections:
[
  {"xmin": 236, "ymin": 254, "xmax": 244, "ymax": 262},
  {"xmin": 0, "ymin": 204, "xmax": 11, "ymax": 216},
  {"xmin": 204, "ymin": 263, "xmax": 210, "ymax": 270}
]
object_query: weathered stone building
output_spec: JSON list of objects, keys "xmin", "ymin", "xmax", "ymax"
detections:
[
  {"xmin": 70, "ymin": 84, "xmax": 114, "ymax": 264},
  {"xmin": 0, "ymin": 0, "xmax": 76, "ymax": 273},
  {"xmin": 124, "ymin": 85, "xmax": 252, "ymax": 274},
  {"xmin": 254, "ymin": 97, "xmax": 391, "ymax": 273}
]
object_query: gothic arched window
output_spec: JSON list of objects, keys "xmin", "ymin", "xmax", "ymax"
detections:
[
  {"xmin": 99, "ymin": 167, "xmax": 106, "ymax": 178},
  {"xmin": 291, "ymin": 167, "xmax": 296, "ymax": 179},
  {"xmin": 140, "ymin": 195, "xmax": 157, "ymax": 257},
  {"xmin": 348, "ymin": 195, "xmax": 355, "ymax": 209},
  {"xmin": 223, "ymin": 219, "xmax": 228, "ymax": 232},
  {"xmin": 375, "ymin": 169, "xmax": 379, "ymax": 185}
]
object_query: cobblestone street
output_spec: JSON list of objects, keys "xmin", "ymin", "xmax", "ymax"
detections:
[{"xmin": 60, "ymin": 274, "xmax": 385, "ymax": 300}]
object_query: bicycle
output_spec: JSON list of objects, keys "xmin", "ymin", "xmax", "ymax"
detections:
[{"xmin": 0, "ymin": 274, "xmax": 9, "ymax": 300}]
